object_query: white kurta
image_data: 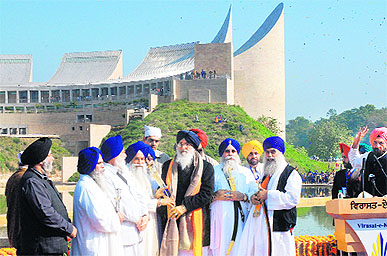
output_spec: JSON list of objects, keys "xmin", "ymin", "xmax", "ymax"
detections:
[
  {"xmin": 209, "ymin": 164, "xmax": 258, "ymax": 256},
  {"xmin": 71, "ymin": 174, "xmax": 124, "ymax": 256},
  {"xmin": 238, "ymin": 162, "xmax": 302, "ymax": 256},
  {"xmin": 129, "ymin": 166, "xmax": 159, "ymax": 256},
  {"xmin": 103, "ymin": 164, "xmax": 148, "ymax": 255}
]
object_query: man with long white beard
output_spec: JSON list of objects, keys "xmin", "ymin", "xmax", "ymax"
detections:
[
  {"xmin": 158, "ymin": 130, "xmax": 214, "ymax": 256},
  {"xmin": 126, "ymin": 141, "xmax": 174, "ymax": 256},
  {"xmin": 238, "ymin": 136, "xmax": 302, "ymax": 256},
  {"xmin": 72, "ymin": 147, "xmax": 124, "ymax": 256},
  {"xmin": 101, "ymin": 135, "xmax": 149, "ymax": 255},
  {"xmin": 209, "ymin": 138, "xmax": 257, "ymax": 256}
]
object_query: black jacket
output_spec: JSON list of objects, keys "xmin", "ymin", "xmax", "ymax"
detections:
[
  {"xmin": 18, "ymin": 168, "xmax": 73, "ymax": 255},
  {"xmin": 158, "ymin": 158, "xmax": 214, "ymax": 246}
]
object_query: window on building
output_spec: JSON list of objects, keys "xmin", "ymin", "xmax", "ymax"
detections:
[
  {"xmin": 19, "ymin": 91, "xmax": 28, "ymax": 103},
  {"xmin": 1, "ymin": 128, "xmax": 8, "ymax": 134},
  {"xmin": 77, "ymin": 115, "xmax": 85, "ymax": 122},
  {"xmin": 79, "ymin": 126, "xmax": 83, "ymax": 131},
  {"xmin": 0, "ymin": 91, "xmax": 5, "ymax": 103},
  {"xmin": 30, "ymin": 91, "xmax": 39, "ymax": 103},
  {"xmin": 19, "ymin": 128, "xmax": 27, "ymax": 135},
  {"xmin": 86, "ymin": 115, "xmax": 93, "ymax": 122},
  {"xmin": 8, "ymin": 91, "xmax": 17, "ymax": 103},
  {"xmin": 41, "ymin": 91, "xmax": 49, "ymax": 103},
  {"xmin": 10, "ymin": 128, "xmax": 17, "ymax": 135}
]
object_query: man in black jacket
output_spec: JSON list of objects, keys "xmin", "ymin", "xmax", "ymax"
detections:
[
  {"xmin": 18, "ymin": 138, "xmax": 77, "ymax": 256},
  {"xmin": 158, "ymin": 130, "xmax": 214, "ymax": 256}
]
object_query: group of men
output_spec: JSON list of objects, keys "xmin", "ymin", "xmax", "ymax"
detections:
[
  {"xmin": 332, "ymin": 126, "xmax": 387, "ymax": 199},
  {"xmin": 6, "ymin": 124, "xmax": 386, "ymax": 256}
]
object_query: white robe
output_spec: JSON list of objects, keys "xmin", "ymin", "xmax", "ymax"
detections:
[
  {"xmin": 209, "ymin": 164, "xmax": 258, "ymax": 256},
  {"xmin": 71, "ymin": 174, "xmax": 124, "ymax": 256},
  {"xmin": 238, "ymin": 162, "xmax": 302, "ymax": 256},
  {"xmin": 103, "ymin": 164, "xmax": 148, "ymax": 255},
  {"xmin": 129, "ymin": 166, "xmax": 159, "ymax": 256}
]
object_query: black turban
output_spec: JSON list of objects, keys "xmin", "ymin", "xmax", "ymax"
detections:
[
  {"xmin": 21, "ymin": 137, "xmax": 52, "ymax": 166},
  {"xmin": 176, "ymin": 130, "xmax": 201, "ymax": 149}
]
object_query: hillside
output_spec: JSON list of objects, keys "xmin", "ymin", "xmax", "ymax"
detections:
[
  {"xmin": 107, "ymin": 101, "xmax": 328, "ymax": 173},
  {"xmin": 0, "ymin": 137, "xmax": 71, "ymax": 174}
]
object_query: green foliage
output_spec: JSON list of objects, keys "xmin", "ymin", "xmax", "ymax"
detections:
[
  {"xmin": 307, "ymin": 119, "xmax": 352, "ymax": 160},
  {"xmin": 286, "ymin": 116, "xmax": 314, "ymax": 149},
  {"xmin": 0, "ymin": 137, "xmax": 71, "ymax": 173},
  {"xmin": 107, "ymin": 100, "xmax": 326, "ymax": 173},
  {"xmin": 257, "ymin": 115, "xmax": 283, "ymax": 135},
  {"xmin": 0, "ymin": 195, "xmax": 7, "ymax": 214}
]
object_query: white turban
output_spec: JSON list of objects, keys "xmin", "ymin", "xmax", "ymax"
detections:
[{"xmin": 144, "ymin": 125, "xmax": 162, "ymax": 138}]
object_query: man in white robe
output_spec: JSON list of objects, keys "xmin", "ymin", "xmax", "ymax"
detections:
[
  {"xmin": 209, "ymin": 138, "xmax": 257, "ymax": 256},
  {"xmin": 101, "ymin": 135, "xmax": 149, "ymax": 255},
  {"xmin": 126, "ymin": 141, "xmax": 175, "ymax": 256},
  {"xmin": 238, "ymin": 136, "xmax": 302, "ymax": 256},
  {"xmin": 72, "ymin": 147, "xmax": 124, "ymax": 256}
]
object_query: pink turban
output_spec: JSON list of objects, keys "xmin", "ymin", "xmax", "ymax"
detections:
[{"xmin": 369, "ymin": 127, "xmax": 387, "ymax": 146}]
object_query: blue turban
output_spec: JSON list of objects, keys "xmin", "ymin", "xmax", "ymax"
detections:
[
  {"xmin": 263, "ymin": 136, "xmax": 285, "ymax": 154},
  {"xmin": 78, "ymin": 147, "xmax": 102, "ymax": 175},
  {"xmin": 125, "ymin": 141, "xmax": 154, "ymax": 163},
  {"xmin": 101, "ymin": 135, "xmax": 124, "ymax": 162},
  {"xmin": 359, "ymin": 143, "xmax": 372, "ymax": 154},
  {"xmin": 218, "ymin": 138, "xmax": 241, "ymax": 157},
  {"xmin": 176, "ymin": 130, "xmax": 201, "ymax": 149}
]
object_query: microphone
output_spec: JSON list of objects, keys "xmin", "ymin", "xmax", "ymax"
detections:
[
  {"xmin": 361, "ymin": 158, "xmax": 366, "ymax": 198},
  {"xmin": 369, "ymin": 174, "xmax": 382, "ymax": 196}
]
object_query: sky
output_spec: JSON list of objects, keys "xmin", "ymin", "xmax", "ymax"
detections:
[{"xmin": 0, "ymin": 0, "xmax": 386, "ymax": 122}]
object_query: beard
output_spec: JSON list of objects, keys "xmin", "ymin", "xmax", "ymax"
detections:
[
  {"xmin": 247, "ymin": 157, "xmax": 259, "ymax": 167},
  {"xmin": 373, "ymin": 147, "xmax": 387, "ymax": 158},
  {"xmin": 263, "ymin": 153, "xmax": 287, "ymax": 177},
  {"xmin": 221, "ymin": 155, "xmax": 241, "ymax": 172},
  {"xmin": 42, "ymin": 159, "xmax": 53, "ymax": 176},
  {"xmin": 175, "ymin": 149, "xmax": 195, "ymax": 171},
  {"xmin": 128, "ymin": 163, "xmax": 152, "ymax": 195},
  {"xmin": 113, "ymin": 158, "xmax": 129, "ymax": 175},
  {"xmin": 89, "ymin": 168, "xmax": 107, "ymax": 192}
]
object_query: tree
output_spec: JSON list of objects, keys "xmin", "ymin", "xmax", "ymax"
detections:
[
  {"xmin": 286, "ymin": 116, "xmax": 314, "ymax": 149},
  {"xmin": 257, "ymin": 115, "xmax": 283, "ymax": 135},
  {"xmin": 307, "ymin": 119, "xmax": 352, "ymax": 160}
]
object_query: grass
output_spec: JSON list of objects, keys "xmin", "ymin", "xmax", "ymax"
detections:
[{"xmin": 107, "ymin": 100, "xmax": 328, "ymax": 173}]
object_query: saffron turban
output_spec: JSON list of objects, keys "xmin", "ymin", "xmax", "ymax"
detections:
[
  {"xmin": 144, "ymin": 125, "xmax": 162, "ymax": 138},
  {"xmin": 125, "ymin": 141, "xmax": 155, "ymax": 163},
  {"xmin": 242, "ymin": 140, "xmax": 263, "ymax": 159},
  {"xmin": 77, "ymin": 147, "xmax": 102, "ymax": 175},
  {"xmin": 219, "ymin": 138, "xmax": 241, "ymax": 157},
  {"xmin": 369, "ymin": 127, "xmax": 387, "ymax": 146},
  {"xmin": 359, "ymin": 143, "xmax": 372, "ymax": 154},
  {"xmin": 21, "ymin": 137, "xmax": 52, "ymax": 166},
  {"xmin": 176, "ymin": 130, "xmax": 201, "ymax": 149},
  {"xmin": 339, "ymin": 143, "xmax": 350, "ymax": 158},
  {"xmin": 263, "ymin": 136, "xmax": 285, "ymax": 154},
  {"xmin": 190, "ymin": 128, "xmax": 208, "ymax": 149},
  {"xmin": 101, "ymin": 135, "xmax": 123, "ymax": 162}
]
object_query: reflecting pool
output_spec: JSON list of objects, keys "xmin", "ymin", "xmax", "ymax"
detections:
[{"xmin": 296, "ymin": 206, "xmax": 334, "ymax": 236}]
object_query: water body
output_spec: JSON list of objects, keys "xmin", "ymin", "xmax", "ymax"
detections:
[{"xmin": 296, "ymin": 206, "xmax": 334, "ymax": 236}]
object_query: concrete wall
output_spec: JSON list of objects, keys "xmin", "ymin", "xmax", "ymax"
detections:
[
  {"xmin": 194, "ymin": 43, "xmax": 233, "ymax": 78},
  {"xmin": 174, "ymin": 78, "xmax": 233, "ymax": 104},
  {"xmin": 233, "ymin": 11, "xmax": 286, "ymax": 138}
]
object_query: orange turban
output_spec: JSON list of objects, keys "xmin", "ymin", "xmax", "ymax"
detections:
[
  {"xmin": 242, "ymin": 140, "xmax": 263, "ymax": 159},
  {"xmin": 339, "ymin": 143, "xmax": 350, "ymax": 158},
  {"xmin": 369, "ymin": 127, "xmax": 387, "ymax": 146}
]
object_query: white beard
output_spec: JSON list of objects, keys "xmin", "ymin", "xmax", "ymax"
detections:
[
  {"xmin": 221, "ymin": 155, "xmax": 241, "ymax": 172},
  {"xmin": 129, "ymin": 163, "xmax": 152, "ymax": 196},
  {"xmin": 42, "ymin": 159, "xmax": 53, "ymax": 176},
  {"xmin": 114, "ymin": 158, "xmax": 129, "ymax": 175},
  {"xmin": 175, "ymin": 149, "xmax": 195, "ymax": 170},
  {"xmin": 263, "ymin": 153, "xmax": 287, "ymax": 177},
  {"xmin": 89, "ymin": 169, "xmax": 107, "ymax": 192}
]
